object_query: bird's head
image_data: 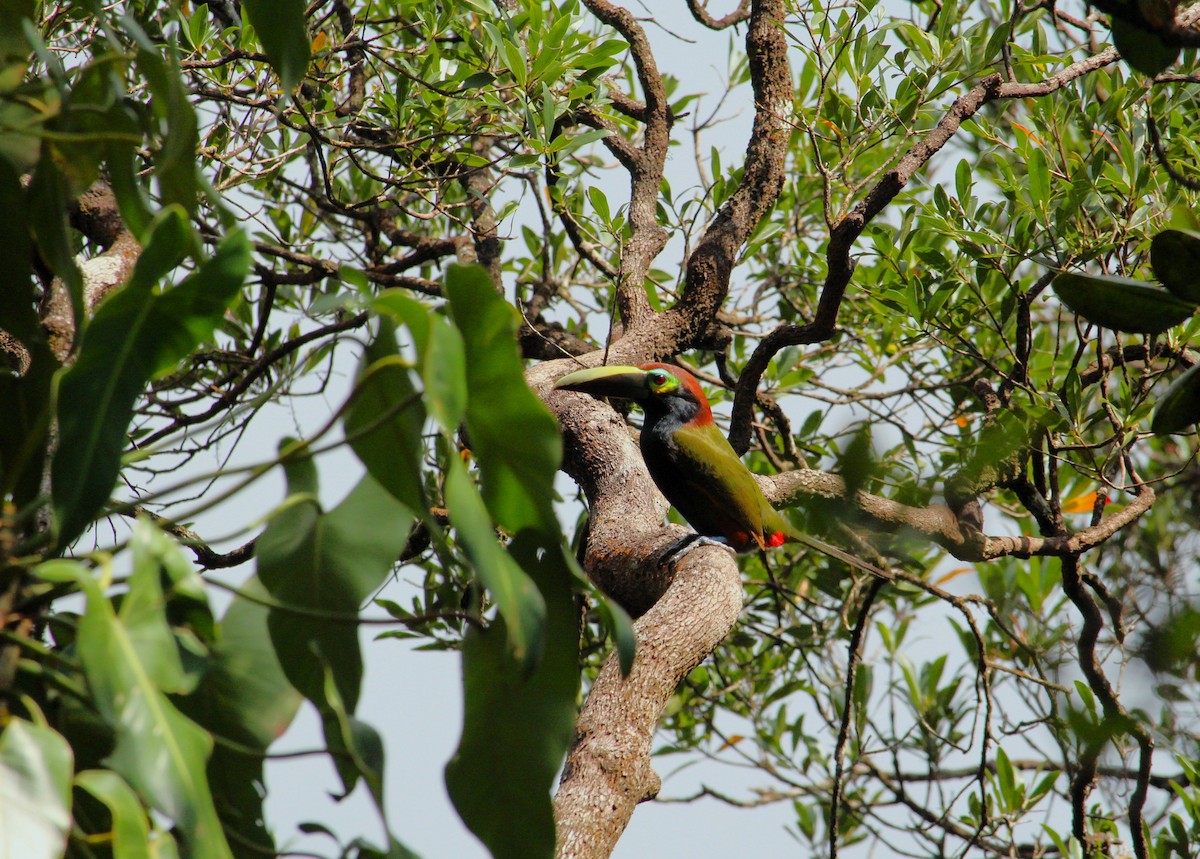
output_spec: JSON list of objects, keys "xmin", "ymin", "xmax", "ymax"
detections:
[{"xmin": 554, "ymin": 362, "xmax": 713, "ymax": 425}]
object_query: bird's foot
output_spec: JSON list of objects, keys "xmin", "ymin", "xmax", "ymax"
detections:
[{"xmin": 654, "ymin": 533, "xmax": 738, "ymax": 569}]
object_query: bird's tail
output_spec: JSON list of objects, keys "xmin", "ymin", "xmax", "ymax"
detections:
[{"xmin": 789, "ymin": 532, "xmax": 892, "ymax": 581}]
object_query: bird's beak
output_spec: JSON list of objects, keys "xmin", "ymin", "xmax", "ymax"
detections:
[{"xmin": 554, "ymin": 365, "xmax": 649, "ymax": 400}]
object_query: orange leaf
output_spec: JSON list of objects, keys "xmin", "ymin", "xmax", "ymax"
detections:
[
  {"xmin": 311, "ymin": 32, "xmax": 328, "ymax": 52},
  {"xmin": 1011, "ymin": 122, "xmax": 1044, "ymax": 147},
  {"xmin": 1062, "ymin": 490, "xmax": 1105, "ymax": 514},
  {"xmin": 934, "ymin": 567, "xmax": 973, "ymax": 586}
]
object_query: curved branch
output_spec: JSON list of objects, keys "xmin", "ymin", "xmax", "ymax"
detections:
[
  {"xmin": 685, "ymin": 0, "xmax": 751, "ymax": 30},
  {"xmin": 729, "ymin": 44, "xmax": 1128, "ymax": 452}
]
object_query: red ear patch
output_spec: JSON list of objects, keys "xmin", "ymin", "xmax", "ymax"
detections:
[{"xmin": 767, "ymin": 532, "xmax": 787, "ymax": 548}]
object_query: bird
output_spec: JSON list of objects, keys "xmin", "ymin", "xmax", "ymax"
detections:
[{"xmin": 554, "ymin": 362, "xmax": 890, "ymax": 579}]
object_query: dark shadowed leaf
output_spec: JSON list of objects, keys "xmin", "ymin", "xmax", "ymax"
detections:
[
  {"xmin": 1152, "ymin": 361, "xmax": 1200, "ymax": 435},
  {"xmin": 595, "ymin": 594, "xmax": 636, "ymax": 677},
  {"xmin": 344, "ymin": 321, "xmax": 427, "ymax": 517},
  {"xmin": 0, "ymin": 718, "xmax": 72, "ymax": 859},
  {"xmin": 1052, "ymin": 271, "xmax": 1195, "ymax": 334},
  {"xmin": 1109, "ymin": 15, "xmax": 1179, "ymax": 76},
  {"xmin": 443, "ymin": 454, "xmax": 545, "ymax": 665},
  {"xmin": 242, "ymin": 0, "xmax": 311, "ymax": 93},
  {"xmin": 445, "ymin": 535, "xmax": 579, "ymax": 859},
  {"xmin": 179, "ymin": 575, "xmax": 302, "ymax": 859},
  {"xmin": 445, "ymin": 264, "xmax": 562, "ymax": 534},
  {"xmin": 257, "ymin": 458, "xmax": 411, "ymax": 719},
  {"xmin": 52, "ymin": 221, "xmax": 249, "ymax": 546},
  {"xmin": 35, "ymin": 560, "xmax": 232, "ymax": 859},
  {"xmin": 1151, "ymin": 229, "xmax": 1200, "ymax": 303}
]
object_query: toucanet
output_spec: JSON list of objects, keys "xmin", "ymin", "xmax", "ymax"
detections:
[{"xmin": 555, "ymin": 362, "xmax": 889, "ymax": 579}]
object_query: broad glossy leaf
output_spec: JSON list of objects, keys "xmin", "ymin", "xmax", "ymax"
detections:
[
  {"xmin": 35, "ymin": 560, "xmax": 232, "ymax": 859},
  {"xmin": 180, "ymin": 576, "xmax": 301, "ymax": 859},
  {"xmin": 75, "ymin": 770, "xmax": 154, "ymax": 859},
  {"xmin": 1110, "ymin": 15, "xmax": 1179, "ymax": 76},
  {"xmin": 1152, "ymin": 361, "xmax": 1200, "ymax": 435},
  {"xmin": 444, "ymin": 454, "xmax": 545, "ymax": 664},
  {"xmin": 445, "ymin": 535, "xmax": 579, "ymax": 859},
  {"xmin": 242, "ymin": 0, "xmax": 311, "ymax": 93},
  {"xmin": 424, "ymin": 315, "xmax": 468, "ymax": 432},
  {"xmin": 344, "ymin": 321, "xmax": 427, "ymax": 517},
  {"xmin": 123, "ymin": 520, "xmax": 210, "ymax": 695},
  {"xmin": 1151, "ymin": 229, "xmax": 1200, "ymax": 303},
  {"xmin": 121, "ymin": 20, "xmax": 197, "ymax": 213},
  {"xmin": 52, "ymin": 224, "xmax": 250, "ymax": 546},
  {"xmin": 444, "ymin": 264, "xmax": 562, "ymax": 533},
  {"xmin": 0, "ymin": 719, "xmax": 72, "ymax": 859},
  {"xmin": 1052, "ymin": 272, "xmax": 1194, "ymax": 334},
  {"xmin": 257, "ymin": 460, "xmax": 412, "ymax": 716}
]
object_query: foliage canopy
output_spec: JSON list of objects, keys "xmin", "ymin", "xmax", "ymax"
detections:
[{"xmin": 2, "ymin": 0, "xmax": 1200, "ymax": 858}]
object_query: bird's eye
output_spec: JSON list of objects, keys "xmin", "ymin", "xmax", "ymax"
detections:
[{"xmin": 649, "ymin": 370, "xmax": 666, "ymax": 385}]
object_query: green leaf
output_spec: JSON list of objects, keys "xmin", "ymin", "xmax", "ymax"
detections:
[
  {"xmin": 596, "ymin": 593, "xmax": 636, "ymax": 677},
  {"xmin": 1052, "ymin": 272, "xmax": 1195, "ymax": 334},
  {"xmin": 344, "ymin": 320, "xmax": 428, "ymax": 517},
  {"xmin": 52, "ymin": 223, "xmax": 250, "ymax": 546},
  {"xmin": 1151, "ymin": 229, "xmax": 1200, "ymax": 303},
  {"xmin": 0, "ymin": 719, "xmax": 72, "ymax": 859},
  {"xmin": 445, "ymin": 535, "xmax": 579, "ymax": 859},
  {"xmin": 424, "ymin": 316, "xmax": 468, "ymax": 433},
  {"xmin": 35, "ymin": 560, "xmax": 233, "ymax": 859},
  {"xmin": 1109, "ymin": 15, "xmax": 1179, "ymax": 76},
  {"xmin": 257, "ymin": 460, "xmax": 413, "ymax": 718},
  {"xmin": 1027, "ymin": 147, "xmax": 1049, "ymax": 209},
  {"xmin": 74, "ymin": 770, "xmax": 154, "ymax": 859},
  {"xmin": 123, "ymin": 24, "xmax": 199, "ymax": 214},
  {"xmin": 123, "ymin": 520, "xmax": 207, "ymax": 694},
  {"xmin": 241, "ymin": 0, "xmax": 311, "ymax": 92},
  {"xmin": 444, "ymin": 264, "xmax": 562, "ymax": 534},
  {"xmin": 1152, "ymin": 361, "xmax": 1200, "ymax": 435},
  {"xmin": 179, "ymin": 575, "xmax": 302, "ymax": 859},
  {"xmin": 444, "ymin": 453, "xmax": 545, "ymax": 665}
]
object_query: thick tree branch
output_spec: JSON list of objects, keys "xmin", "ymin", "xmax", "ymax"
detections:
[
  {"xmin": 581, "ymin": 0, "xmax": 672, "ymax": 330},
  {"xmin": 760, "ymin": 470, "xmax": 1155, "ymax": 562},
  {"xmin": 651, "ymin": 0, "xmax": 792, "ymax": 354}
]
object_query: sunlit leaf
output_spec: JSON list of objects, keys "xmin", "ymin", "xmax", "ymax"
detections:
[
  {"xmin": 444, "ymin": 264, "xmax": 562, "ymax": 534},
  {"xmin": 35, "ymin": 560, "xmax": 233, "ymax": 859},
  {"xmin": 344, "ymin": 320, "xmax": 427, "ymax": 517},
  {"xmin": 75, "ymin": 770, "xmax": 154, "ymax": 859},
  {"xmin": 0, "ymin": 719, "xmax": 72, "ymax": 859},
  {"xmin": 443, "ymin": 453, "xmax": 545, "ymax": 664}
]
